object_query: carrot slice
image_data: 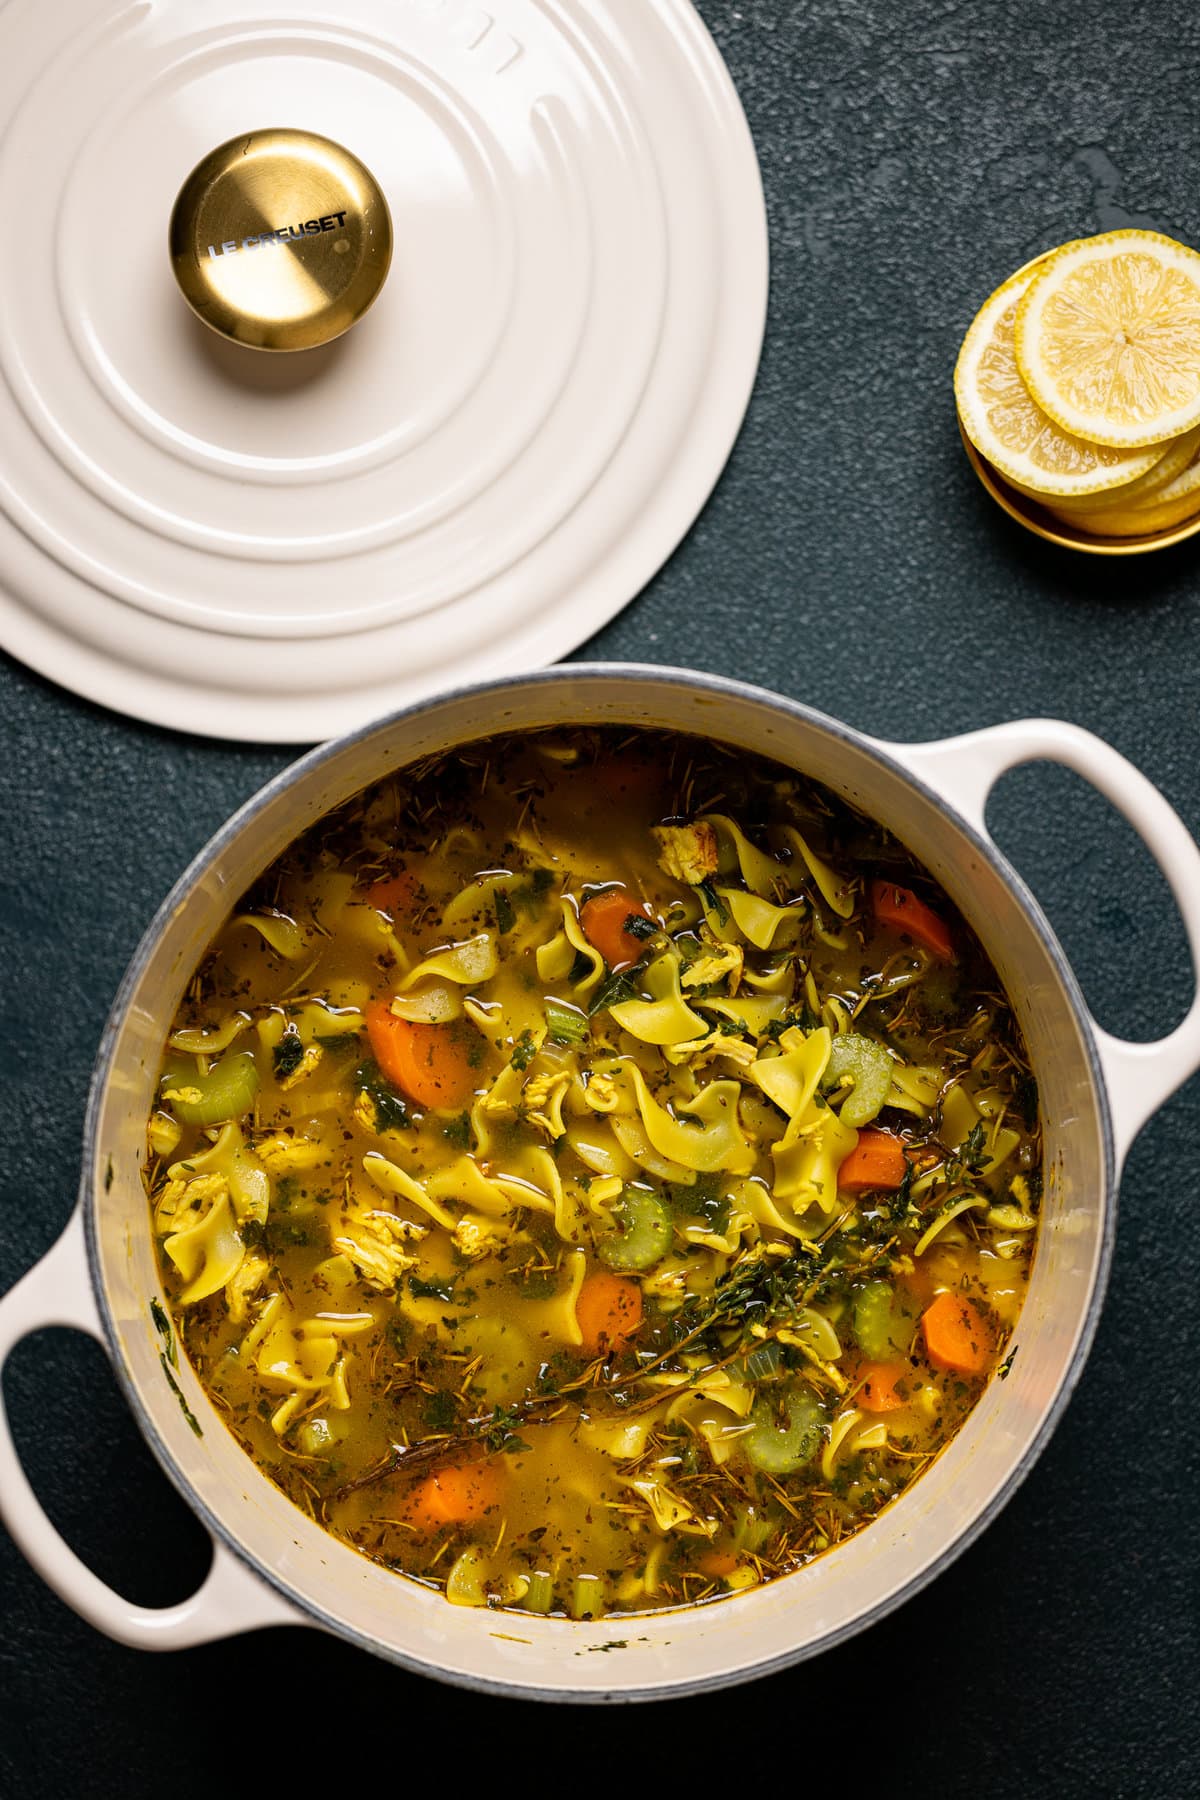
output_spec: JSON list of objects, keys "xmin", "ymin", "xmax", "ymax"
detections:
[
  {"xmin": 837, "ymin": 1128, "xmax": 908, "ymax": 1195},
  {"xmin": 365, "ymin": 1000, "xmax": 477, "ymax": 1110},
  {"xmin": 921, "ymin": 1293, "xmax": 992, "ymax": 1375},
  {"xmin": 579, "ymin": 887, "xmax": 653, "ymax": 970},
  {"xmin": 576, "ymin": 1271, "xmax": 643, "ymax": 1356},
  {"xmin": 405, "ymin": 1459, "xmax": 506, "ymax": 1532},
  {"xmin": 364, "ymin": 870, "xmax": 419, "ymax": 917},
  {"xmin": 857, "ymin": 1362, "xmax": 909, "ymax": 1413},
  {"xmin": 871, "ymin": 880, "xmax": 955, "ymax": 961}
]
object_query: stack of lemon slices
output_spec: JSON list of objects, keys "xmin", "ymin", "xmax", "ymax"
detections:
[{"xmin": 955, "ymin": 229, "xmax": 1200, "ymax": 541}]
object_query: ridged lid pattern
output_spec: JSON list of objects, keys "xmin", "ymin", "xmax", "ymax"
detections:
[{"xmin": 0, "ymin": 0, "xmax": 766, "ymax": 741}]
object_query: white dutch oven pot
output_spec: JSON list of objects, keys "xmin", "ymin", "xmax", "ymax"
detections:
[{"xmin": 3, "ymin": 667, "xmax": 1199, "ymax": 1700}]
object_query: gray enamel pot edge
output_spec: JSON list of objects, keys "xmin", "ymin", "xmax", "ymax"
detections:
[{"xmin": 6, "ymin": 663, "xmax": 1200, "ymax": 1698}]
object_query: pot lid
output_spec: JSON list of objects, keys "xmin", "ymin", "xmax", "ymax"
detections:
[{"xmin": 0, "ymin": 0, "xmax": 767, "ymax": 743}]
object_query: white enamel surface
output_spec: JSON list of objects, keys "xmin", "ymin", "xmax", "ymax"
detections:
[
  {"xmin": 0, "ymin": 1, "xmax": 766, "ymax": 741},
  {"xmin": 886, "ymin": 720, "xmax": 1200, "ymax": 1163},
  {"xmin": 0, "ymin": 1211, "xmax": 296, "ymax": 1646},
  {"xmin": 8, "ymin": 671, "xmax": 1198, "ymax": 1694}
]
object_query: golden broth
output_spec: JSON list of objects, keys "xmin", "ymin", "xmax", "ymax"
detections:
[{"xmin": 145, "ymin": 728, "xmax": 1041, "ymax": 1619}]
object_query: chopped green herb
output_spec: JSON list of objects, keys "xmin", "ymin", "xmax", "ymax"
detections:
[
  {"xmin": 766, "ymin": 1002, "xmax": 820, "ymax": 1039},
  {"xmin": 150, "ymin": 1296, "xmax": 176, "ymax": 1367},
  {"xmin": 267, "ymin": 1219, "xmax": 315, "ymax": 1250},
  {"xmin": 410, "ymin": 1273, "xmax": 457, "ymax": 1303},
  {"xmin": 484, "ymin": 1404, "xmax": 532, "ymax": 1454},
  {"xmin": 697, "ymin": 880, "xmax": 730, "ymax": 925},
  {"xmin": 353, "ymin": 1057, "xmax": 412, "ymax": 1132},
  {"xmin": 1014, "ymin": 1073, "xmax": 1040, "ymax": 1132},
  {"xmin": 622, "ymin": 912, "xmax": 657, "ymax": 940},
  {"xmin": 159, "ymin": 1354, "xmax": 202, "ymax": 1438},
  {"xmin": 508, "ymin": 1264, "xmax": 558, "ymax": 1299},
  {"xmin": 273, "ymin": 1031, "xmax": 305, "ymax": 1079},
  {"xmin": 588, "ymin": 969, "xmax": 640, "ymax": 1016},
  {"xmin": 443, "ymin": 1112, "xmax": 471, "ymax": 1150},
  {"xmin": 423, "ymin": 1390, "xmax": 459, "ymax": 1432},
  {"xmin": 511, "ymin": 868, "xmax": 556, "ymax": 914},
  {"xmin": 510, "ymin": 1029, "xmax": 538, "ymax": 1071},
  {"xmin": 960, "ymin": 1121, "xmax": 989, "ymax": 1172},
  {"xmin": 665, "ymin": 1173, "xmax": 729, "ymax": 1233},
  {"xmin": 494, "ymin": 887, "xmax": 516, "ymax": 934}
]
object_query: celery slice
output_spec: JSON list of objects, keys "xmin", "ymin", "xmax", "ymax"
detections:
[
  {"xmin": 163, "ymin": 1051, "xmax": 260, "ymax": 1127},
  {"xmin": 743, "ymin": 1388, "xmax": 824, "ymax": 1474},
  {"xmin": 825, "ymin": 1033, "xmax": 894, "ymax": 1128},
  {"xmin": 598, "ymin": 1188, "xmax": 673, "ymax": 1272}
]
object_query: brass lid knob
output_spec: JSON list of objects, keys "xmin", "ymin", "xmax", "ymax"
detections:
[{"xmin": 168, "ymin": 128, "xmax": 393, "ymax": 352}]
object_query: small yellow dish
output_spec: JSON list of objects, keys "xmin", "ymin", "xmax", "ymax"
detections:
[{"xmin": 957, "ymin": 244, "xmax": 1200, "ymax": 555}]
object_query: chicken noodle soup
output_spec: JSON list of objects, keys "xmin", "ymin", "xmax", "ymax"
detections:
[{"xmin": 146, "ymin": 729, "xmax": 1041, "ymax": 1619}]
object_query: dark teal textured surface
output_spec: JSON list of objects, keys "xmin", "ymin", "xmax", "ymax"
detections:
[{"xmin": 2, "ymin": 1, "xmax": 1199, "ymax": 1792}]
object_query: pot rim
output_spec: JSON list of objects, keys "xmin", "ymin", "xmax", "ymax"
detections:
[{"xmin": 79, "ymin": 662, "xmax": 1117, "ymax": 1699}]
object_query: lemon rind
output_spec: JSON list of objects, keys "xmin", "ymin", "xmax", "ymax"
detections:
[
  {"xmin": 1042, "ymin": 422, "xmax": 1200, "ymax": 514},
  {"xmin": 1045, "ymin": 441, "xmax": 1200, "ymax": 537}
]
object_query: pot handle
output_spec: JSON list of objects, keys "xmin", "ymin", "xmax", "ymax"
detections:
[
  {"xmin": 0, "ymin": 1209, "xmax": 301, "ymax": 1648},
  {"xmin": 882, "ymin": 717, "xmax": 1200, "ymax": 1164}
]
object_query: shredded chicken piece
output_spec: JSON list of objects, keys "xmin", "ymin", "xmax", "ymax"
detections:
[
  {"xmin": 333, "ymin": 1212, "xmax": 423, "ymax": 1289},
  {"xmin": 351, "ymin": 1090, "xmax": 382, "ymax": 1134},
  {"xmin": 480, "ymin": 1090, "xmax": 520, "ymax": 1122},
  {"xmin": 451, "ymin": 1215, "xmax": 510, "ymax": 1260},
  {"xmin": 680, "ymin": 941, "xmax": 744, "ymax": 993},
  {"xmin": 652, "ymin": 822, "xmax": 719, "ymax": 886},
  {"xmin": 226, "ymin": 1251, "xmax": 270, "ymax": 1324},
  {"xmin": 583, "ymin": 1072, "xmax": 619, "ymax": 1112},
  {"xmin": 520, "ymin": 1069, "xmax": 572, "ymax": 1139},
  {"xmin": 154, "ymin": 1171, "xmax": 228, "ymax": 1233},
  {"xmin": 664, "ymin": 1030, "xmax": 758, "ymax": 1070},
  {"xmin": 162, "ymin": 1084, "xmax": 204, "ymax": 1108},
  {"xmin": 256, "ymin": 1132, "xmax": 325, "ymax": 1172}
]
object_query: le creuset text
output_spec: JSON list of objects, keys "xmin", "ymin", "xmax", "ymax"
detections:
[{"xmin": 206, "ymin": 213, "xmax": 350, "ymax": 258}]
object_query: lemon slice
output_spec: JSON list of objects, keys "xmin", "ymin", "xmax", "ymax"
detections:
[
  {"xmin": 1048, "ymin": 445, "xmax": 1200, "ymax": 538},
  {"xmin": 1015, "ymin": 230, "xmax": 1200, "ymax": 448},
  {"xmin": 1045, "ymin": 421, "xmax": 1200, "ymax": 514},
  {"xmin": 955, "ymin": 266, "xmax": 1167, "ymax": 497}
]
